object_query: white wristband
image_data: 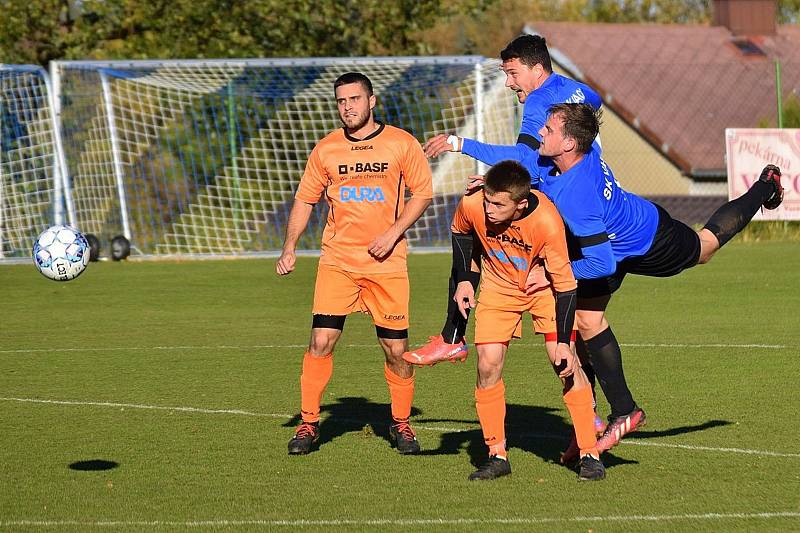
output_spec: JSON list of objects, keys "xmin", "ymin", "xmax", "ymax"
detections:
[{"xmin": 447, "ymin": 135, "xmax": 460, "ymax": 152}]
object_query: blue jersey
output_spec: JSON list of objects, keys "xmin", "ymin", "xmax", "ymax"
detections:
[
  {"xmin": 537, "ymin": 149, "xmax": 659, "ymax": 280},
  {"xmin": 461, "ymin": 72, "xmax": 602, "ymax": 185}
]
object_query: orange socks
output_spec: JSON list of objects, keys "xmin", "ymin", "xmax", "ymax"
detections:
[
  {"xmin": 384, "ymin": 364, "xmax": 415, "ymax": 422},
  {"xmin": 475, "ymin": 380, "xmax": 507, "ymax": 458},
  {"xmin": 563, "ymin": 385, "xmax": 599, "ymax": 458},
  {"xmin": 300, "ymin": 351, "xmax": 333, "ymax": 423}
]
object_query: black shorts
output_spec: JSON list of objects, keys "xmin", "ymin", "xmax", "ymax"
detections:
[{"xmin": 577, "ymin": 204, "xmax": 701, "ymax": 299}]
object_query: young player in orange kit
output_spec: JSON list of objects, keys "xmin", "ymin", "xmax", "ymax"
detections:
[{"xmin": 448, "ymin": 159, "xmax": 604, "ymax": 481}]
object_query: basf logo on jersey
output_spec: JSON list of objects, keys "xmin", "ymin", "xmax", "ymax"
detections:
[{"xmin": 726, "ymin": 129, "xmax": 800, "ymax": 220}]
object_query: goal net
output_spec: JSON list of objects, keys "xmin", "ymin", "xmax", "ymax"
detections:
[
  {"xmin": 0, "ymin": 65, "xmax": 68, "ymax": 259},
  {"xmin": 54, "ymin": 57, "xmax": 518, "ymax": 256}
]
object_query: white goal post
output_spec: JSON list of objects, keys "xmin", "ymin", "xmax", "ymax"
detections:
[
  {"xmin": 0, "ymin": 65, "xmax": 71, "ymax": 259},
  {"xmin": 49, "ymin": 57, "xmax": 519, "ymax": 257}
]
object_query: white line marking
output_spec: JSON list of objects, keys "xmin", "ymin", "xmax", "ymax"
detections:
[
  {"xmin": 618, "ymin": 343, "xmax": 786, "ymax": 349},
  {"xmin": 619, "ymin": 439, "xmax": 800, "ymax": 458},
  {"xmin": 0, "ymin": 345, "xmax": 311, "ymax": 354},
  {"xmin": 0, "ymin": 397, "xmax": 291, "ymax": 419},
  {"xmin": 2, "ymin": 397, "xmax": 799, "ymax": 459},
  {"xmin": 3, "ymin": 512, "xmax": 800, "ymax": 527},
  {"xmin": 0, "ymin": 342, "xmax": 787, "ymax": 354}
]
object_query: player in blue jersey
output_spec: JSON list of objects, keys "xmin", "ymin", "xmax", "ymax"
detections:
[
  {"xmin": 535, "ymin": 103, "xmax": 783, "ymax": 460},
  {"xmin": 404, "ymin": 34, "xmax": 603, "ymax": 367}
]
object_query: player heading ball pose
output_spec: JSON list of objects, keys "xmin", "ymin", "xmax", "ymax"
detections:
[
  {"xmin": 277, "ymin": 72, "xmax": 433, "ymax": 456},
  {"xmin": 535, "ymin": 103, "xmax": 784, "ymax": 460},
  {"xmin": 451, "ymin": 160, "xmax": 605, "ymax": 481}
]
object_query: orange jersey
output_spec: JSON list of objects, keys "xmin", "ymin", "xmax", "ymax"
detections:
[
  {"xmin": 295, "ymin": 123, "xmax": 433, "ymax": 273},
  {"xmin": 451, "ymin": 190, "xmax": 576, "ymax": 295}
]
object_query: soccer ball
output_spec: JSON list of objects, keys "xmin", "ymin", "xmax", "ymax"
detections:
[{"xmin": 32, "ymin": 225, "xmax": 90, "ymax": 281}]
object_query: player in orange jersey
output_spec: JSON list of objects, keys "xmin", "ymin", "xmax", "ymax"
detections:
[
  {"xmin": 450, "ymin": 159, "xmax": 604, "ymax": 481},
  {"xmin": 276, "ymin": 72, "xmax": 433, "ymax": 455}
]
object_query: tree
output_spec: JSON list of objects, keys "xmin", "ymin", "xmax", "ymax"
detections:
[
  {"xmin": 778, "ymin": 0, "xmax": 800, "ymax": 23},
  {"xmin": 1, "ymin": 0, "xmax": 796, "ymax": 66},
  {"xmin": 579, "ymin": 0, "xmax": 710, "ymax": 23},
  {"xmin": 417, "ymin": 0, "xmax": 711, "ymax": 58},
  {"xmin": 759, "ymin": 94, "xmax": 800, "ymax": 128},
  {"xmin": 0, "ymin": 0, "xmax": 481, "ymax": 65},
  {"xmin": 0, "ymin": 0, "xmax": 77, "ymax": 65}
]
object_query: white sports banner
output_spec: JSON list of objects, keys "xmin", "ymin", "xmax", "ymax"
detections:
[{"xmin": 726, "ymin": 128, "xmax": 800, "ymax": 220}]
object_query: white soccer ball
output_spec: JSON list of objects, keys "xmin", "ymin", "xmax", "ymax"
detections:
[{"xmin": 32, "ymin": 225, "xmax": 90, "ymax": 281}]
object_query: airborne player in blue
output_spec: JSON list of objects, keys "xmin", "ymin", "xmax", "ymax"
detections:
[
  {"xmin": 531, "ymin": 103, "xmax": 782, "ymax": 461},
  {"xmin": 407, "ymin": 34, "xmax": 603, "ymax": 368},
  {"xmin": 424, "ymin": 34, "xmax": 601, "ymax": 181}
]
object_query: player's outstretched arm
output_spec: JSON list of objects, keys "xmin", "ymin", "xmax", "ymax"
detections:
[
  {"xmin": 461, "ymin": 137, "xmax": 538, "ymax": 167},
  {"xmin": 423, "ymin": 134, "xmax": 538, "ymax": 169},
  {"xmin": 423, "ymin": 134, "xmax": 461, "ymax": 158},
  {"xmin": 276, "ymin": 200, "xmax": 314, "ymax": 275},
  {"xmin": 368, "ymin": 196, "xmax": 432, "ymax": 259}
]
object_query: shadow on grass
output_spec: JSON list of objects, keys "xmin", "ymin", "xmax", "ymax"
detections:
[
  {"xmin": 283, "ymin": 396, "xmax": 422, "ymax": 451},
  {"xmin": 626, "ymin": 419, "xmax": 732, "ymax": 440},
  {"xmin": 414, "ymin": 404, "xmax": 641, "ymax": 471},
  {"xmin": 69, "ymin": 459, "xmax": 119, "ymax": 471},
  {"xmin": 283, "ymin": 397, "xmax": 731, "ymax": 472}
]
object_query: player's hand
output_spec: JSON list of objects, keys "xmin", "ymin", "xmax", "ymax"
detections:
[
  {"xmin": 423, "ymin": 134, "xmax": 460, "ymax": 158},
  {"xmin": 465, "ymin": 175, "xmax": 484, "ymax": 195},
  {"xmin": 453, "ymin": 280, "xmax": 476, "ymax": 319},
  {"xmin": 276, "ymin": 249, "xmax": 296, "ymax": 275},
  {"xmin": 368, "ymin": 230, "xmax": 399, "ymax": 259},
  {"xmin": 524, "ymin": 263, "xmax": 549, "ymax": 294},
  {"xmin": 553, "ymin": 343, "xmax": 577, "ymax": 378}
]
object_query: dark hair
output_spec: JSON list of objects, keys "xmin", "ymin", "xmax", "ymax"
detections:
[
  {"xmin": 547, "ymin": 103, "xmax": 601, "ymax": 154},
  {"xmin": 334, "ymin": 72, "xmax": 373, "ymax": 96},
  {"xmin": 500, "ymin": 34, "xmax": 552, "ymax": 73},
  {"xmin": 484, "ymin": 160, "xmax": 532, "ymax": 202}
]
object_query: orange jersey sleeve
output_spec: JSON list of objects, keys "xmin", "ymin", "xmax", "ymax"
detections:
[
  {"xmin": 529, "ymin": 191, "xmax": 577, "ymax": 293},
  {"xmin": 295, "ymin": 144, "xmax": 329, "ymax": 204},
  {"xmin": 401, "ymin": 136, "xmax": 434, "ymax": 200},
  {"xmin": 451, "ymin": 195, "xmax": 476, "ymax": 235},
  {"xmin": 294, "ymin": 124, "xmax": 432, "ymax": 274}
]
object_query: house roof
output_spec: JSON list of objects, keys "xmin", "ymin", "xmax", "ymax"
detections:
[{"xmin": 526, "ymin": 22, "xmax": 800, "ymax": 177}]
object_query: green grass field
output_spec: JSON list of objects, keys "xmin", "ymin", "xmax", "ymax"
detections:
[{"xmin": 2, "ymin": 242, "xmax": 799, "ymax": 531}]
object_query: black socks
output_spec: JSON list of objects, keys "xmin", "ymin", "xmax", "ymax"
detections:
[
  {"xmin": 704, "ymin": 180, "xmax": 773, "ymax": 247},
  {"xmin": 585, "ymin": 327, "xmax": 636, "ymax": 419}
]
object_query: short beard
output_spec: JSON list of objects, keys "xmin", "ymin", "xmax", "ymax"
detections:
[{"xmin": 341, "ymin": 109, "xmax": 371, "ymax": 133}]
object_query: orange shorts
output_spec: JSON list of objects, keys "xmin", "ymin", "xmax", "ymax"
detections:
[
  {"xmin": 474, "ymin": 286, "xmax": 556, "ymax": 344},
  {"xmin": 312, "ymin": 263, "xmax": 409, "ymax": 330}
]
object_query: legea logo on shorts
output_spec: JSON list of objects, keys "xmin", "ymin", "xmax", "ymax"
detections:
[{"xmin": 340, "ymin": 186, "xmax": 385, "ymax": 202}]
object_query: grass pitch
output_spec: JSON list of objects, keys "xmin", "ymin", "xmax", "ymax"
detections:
[{"xmin": 1, "ymin": 241, "xmax": 799, "ymax": 531}]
